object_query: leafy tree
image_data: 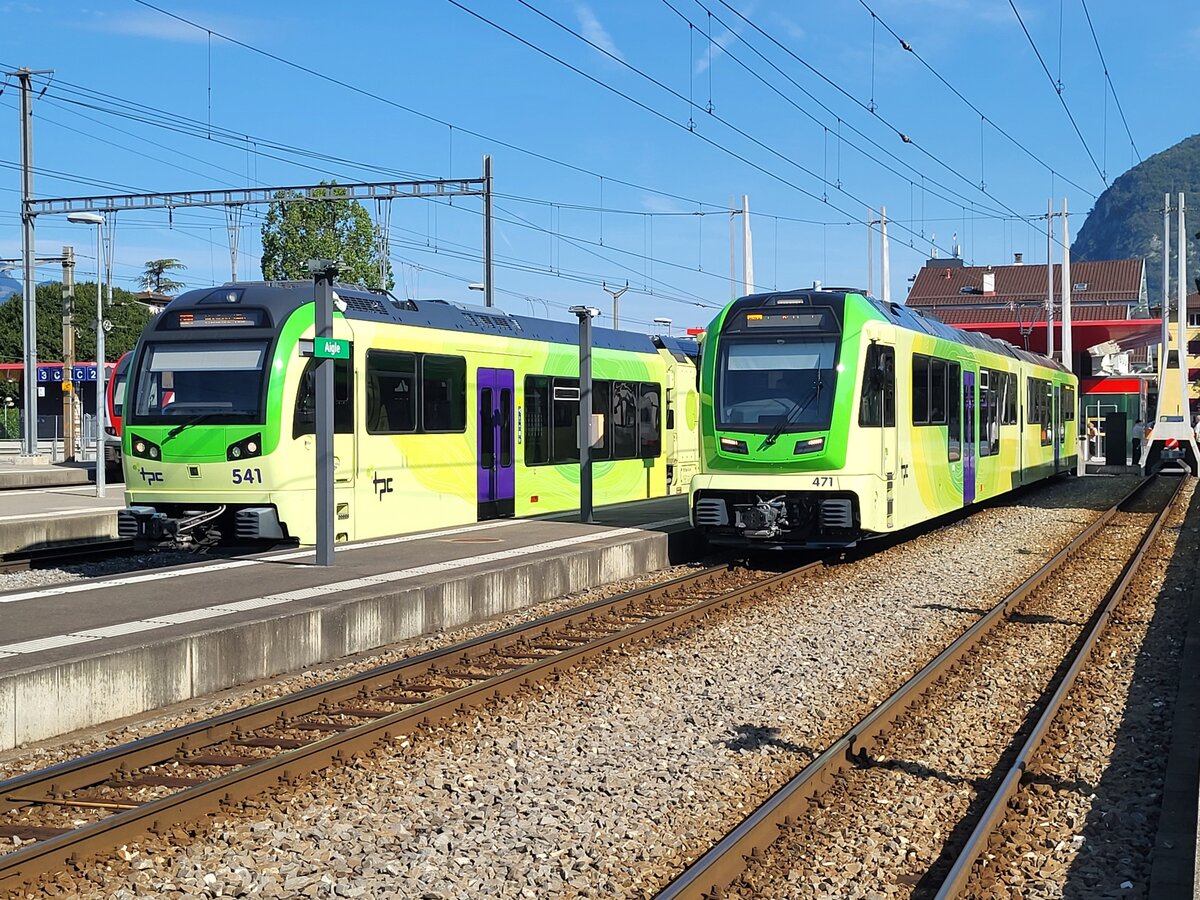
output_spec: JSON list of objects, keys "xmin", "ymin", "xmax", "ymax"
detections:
[
  {"xmin": 140, "ymin": 258, "xmax": 187, "ymax": 294},
  {"xmin": 0, "ymin": 282, "xmax": 153, "ymax": 366},
  {"xmin": 260, "ymin": 182, "xmax": 393, "ymax": 289}
]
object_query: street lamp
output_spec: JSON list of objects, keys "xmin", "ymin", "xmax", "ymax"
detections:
[
  {"xmin": 66, "ymin": 211, "xmax": 107, "ymax": 498},
  {"xmin": 653, "ymin": 316, "xmax": 673, "ymax": 336}
]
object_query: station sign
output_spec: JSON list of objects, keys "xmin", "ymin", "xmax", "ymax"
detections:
[
  {"xmin": 300, "ymin": 338, "xmax": 351, "ymax": 360},
  {"xmin": 36, "ymin": 365, "xmax": 99, "ymax": 383}
]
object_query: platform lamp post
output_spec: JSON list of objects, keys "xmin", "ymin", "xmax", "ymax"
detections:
[
  {"xmin": 569, "ymin": 305, "xmax": 600, "ymax": 524},
  {"xmin": 309, "ymin": 259, "xmax": 340, "ymax": 567},
  {"xmin": 66, "ymin": 211, "xmax": 106, "ymax": 498}
]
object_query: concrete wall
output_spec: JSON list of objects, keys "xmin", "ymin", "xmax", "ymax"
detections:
[{"xmin": 0, "ymin": 532, "xmax": 667, "ymax": 751}]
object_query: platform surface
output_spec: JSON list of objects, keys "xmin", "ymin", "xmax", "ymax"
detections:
[
  {"xmin": 0, "ymin": 495, "xmax": 691, "ymax": 748},
  {"xmin": 0, "ymin": 483, "xmax": 124, "ymax": 555}
]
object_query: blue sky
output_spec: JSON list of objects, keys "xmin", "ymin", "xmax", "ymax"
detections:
[{"xmin": 1, "ymin": 0, "xmax": 1195, "ymax": 335}]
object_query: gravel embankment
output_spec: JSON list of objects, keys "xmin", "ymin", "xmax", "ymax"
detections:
[
  {"xmin": 732, "ymin": 486, "xmax": 1171, "ymax": 899},
  {"xmin": 6, "ymin": 476, "xmax": 1138, "ymax": 899},
  {"xmin": 962, "ymin": 480, "xmax": 1198, "ymax": 899}
]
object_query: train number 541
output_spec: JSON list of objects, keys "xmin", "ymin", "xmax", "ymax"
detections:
[{"xmin": 232, "ymin": 468, "xmax": 264, "ymax": 485}]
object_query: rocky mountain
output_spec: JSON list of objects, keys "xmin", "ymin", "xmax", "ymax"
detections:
[{"xmin": 1072, "ymin": 133, "xmax": 1200, "ymax": 304}]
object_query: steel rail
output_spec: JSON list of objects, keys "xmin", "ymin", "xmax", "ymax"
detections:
[
  {"xmin": 0, "ymin": 561, "xmax": 821, "ymax": 890},
  {"xmin": 0, "ymin": 539, "xmax": 136, "ymax": 575},
  {"xmin": 657, "ymin": 475, "xmax": 1164, "ymax": 900},
  {"xmin": 934, "ymin": 474, "xmax": 1185, "ymax": 897}
]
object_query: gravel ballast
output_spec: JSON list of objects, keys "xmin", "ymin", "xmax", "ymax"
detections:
[{"xmin": 3, "ymin": 476, "xmax": 1143, "ymax": 899}]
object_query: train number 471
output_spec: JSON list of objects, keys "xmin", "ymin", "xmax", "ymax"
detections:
[{"xmin": 812, "ymin": 476, "xmax": 833, "ymax": 487}]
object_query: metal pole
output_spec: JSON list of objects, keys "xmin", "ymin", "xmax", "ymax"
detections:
[
  {"xmin": 18, "ymin": 70, "xmax": 38, "ymax": 457},
  {"xmin": 1162, "ymin": 193, "xmax": 1171, "ymax": 379},
  {"xmin": 880, "ymin": 206, "xmax": 891, "ymax": 304},
  {"xmin": 61, "ymin": 246, "xmax": 76, "ymax": 460},
  {"xmin": 742, "ymin": 194, "xmax": 754, "ymax": 295},
  {"xmin": 1046, "ymin": 199, "xmax": 1055, "ymax": 360},
  {"xmin": 1061, "ymin": 198, "xmax": 1072, "ymax": 372},
  {"xmin": 312, "ymin": 260, "xmax": 339, "ymax": 565},
  {"xmin": 95, "ymin": 218, "xmax": 110, "ymax": 498},
  {"xmin": 866, "ymin": 207, "xmax": 874, "ymax": 296},
  {"xmin": 1179, "ymin": 193, "xmax": 1188, "ymax": 416},
  {"xmin": 571, "ymin": 306, "xmax": 598, "ymax": 524},
  {"xmin": 483, "ymin": 155, "xmax": 494, "ymax": 309},
  {"xmin": 729, "ymin": 195, "xmax": 737, "ymax": 300}
]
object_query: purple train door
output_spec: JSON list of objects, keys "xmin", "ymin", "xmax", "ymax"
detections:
[
  {"xmin": 963, "ymin": 370, "xmax": 976, "ymax": 504},
  {"xmin": 477, "ymin": 368, "xmax": 516, "ymax": 520}
]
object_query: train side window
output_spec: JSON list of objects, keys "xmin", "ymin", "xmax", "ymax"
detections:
[
  {"xmin": 947, "ymin": 362, "xmax": 961, "ymax": 461},
  {"xmin": 365, "ymin": 350, "xmax": 416, "ymax": 434},
  {"xmin": 859, "ymin": 344, "xmax": 895, "ymax": 428},
  {"xmin": 999, "ymin": 372, "xmax": 1016, "ymax": 425},
  {"xmin": 1063, "ymin": 385, "xmax": 1075, "ymax": 421},
  {"xmin": 524, "ymin": 376, "xmax": 550, "ymax": 465},
  {"xmin": 551, "ymin": 378, "xmax": 580, "ymax": 464},
  {"xmin": 592, "ymin": 380, "xmax": 611, "ymax": 461},
  {"xmin": 978, "ymin": 369, "xmax": 1000, "ymax": 457},
  {"xmin": 612, "ymin": 381, "xmax": 638, "ymax": 459},
  {"xmin": 479, "ymin": 387, "xmax": 494, "ymax": 470},
  {"xmin": 912, "ymin": 355, "xmax": 930, "ymax": 425},
  {"xmin": 499, "ymin": 388, "xmax": 513, "ymax": 468},
  {"xmin": 930, "ymin": 359, "xmax": 947, "ymax": 425},
  {"xmin": 638, "ymin": 383, "xmax": 662, "ymax": 458},
  {"xmin": 421, "ymin": 355, "xmax": 466, "ymax": 433},
  {"xmin": 292, "ymin": 358, "xmax": 354, "ymax": 438}
]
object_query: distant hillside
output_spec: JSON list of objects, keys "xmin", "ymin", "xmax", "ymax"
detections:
[{"xmin": 1073, "ymin": 133, "xmax": 1200, "ymax": 304}]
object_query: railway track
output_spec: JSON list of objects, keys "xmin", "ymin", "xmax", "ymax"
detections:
[
  {"xmin": 0, "ymin": 561, "xmax": 820, "ymax": 891},
  {"xmin": 0, "ymin": 540, "xmax": 136, "ymax": 575},
  {"xmin": 658, "ymin": 474, "xmax": 1183, "ymax": 899}
]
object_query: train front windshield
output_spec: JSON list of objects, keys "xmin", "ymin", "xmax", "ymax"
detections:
[
  {"xmin": 716, "ymin": 338, "xmax": 838, "ymax": 433},
  {"xmin": 128, "ymin": 341, "xmax": 269, "ymax": 425}
]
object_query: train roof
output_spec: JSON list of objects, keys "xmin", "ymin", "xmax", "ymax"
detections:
[
  {"xmin": 728, "ymin": 289, "xmax": 1069, "ymax": 373},
  {"xmin": 163, "ymin": 282, "xmax": 664, "ymax": 355}
]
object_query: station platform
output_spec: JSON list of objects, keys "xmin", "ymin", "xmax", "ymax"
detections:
[
  {"xmin": 0, "ymin": 480, "xmax": 124, "ymax": 555},
  {"xmin": 0, "ymin": 495, "xmax": 692, "ymax": 751},
  {"xmin": 0, "ymin": 461, "xmax": 91, "ymax": 491}
]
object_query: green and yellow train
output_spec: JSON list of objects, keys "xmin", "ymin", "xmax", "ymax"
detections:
[
  {"xmin": 689, "ymin": 288, "xmax": 1077, "ymax": 549},
  {"xmin": 118, "ymin": 282, "xmax": 699, "ymax": 546}
]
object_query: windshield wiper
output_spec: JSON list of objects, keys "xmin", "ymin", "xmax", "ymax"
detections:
[
  {"xmin": 758, "ymin": 375, "xmax": 823, "ymax": 451},
  {"xmin": 163, "ymin": 413, "xmax": 221, "ymax": 443}
]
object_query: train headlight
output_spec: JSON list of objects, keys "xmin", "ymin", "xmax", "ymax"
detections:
[
  {"xmin": 129, "ymin": 435, "xmax": 162, "ymax": 461},
  {"xmin": 719, "ymin": 437, "xmax": 749, "ymax": 454},
  {"xmin": 792, "ymin": 437, "xmax": 825, "ymax": 455},
  {"xmin": 226, "ymin": 433, "xmax": 263, "ymax": 462}
]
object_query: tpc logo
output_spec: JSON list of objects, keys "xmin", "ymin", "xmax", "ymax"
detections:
[{"xmin": 138, "ymin": 468, "xmax": 164, "ymax": 485}]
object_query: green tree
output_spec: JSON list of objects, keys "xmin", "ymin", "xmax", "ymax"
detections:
[
  {"xmin": 0, "ymin": 282, "xmax": 154, "ymax": 366},
  {"xmin": 140, "ymin": 258, "xmax": 187, "ymax": 294},
  {"xmin": 260, "ymin": 182, "xmax": 392, "ymax": 289}
]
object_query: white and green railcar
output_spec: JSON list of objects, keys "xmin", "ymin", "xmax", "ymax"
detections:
[{"xmin": 119, "ymin": 282, "xmax": 698, "ymax": 546}]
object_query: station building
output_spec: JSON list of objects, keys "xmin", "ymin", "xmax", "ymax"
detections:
[{"xmin": 906, "ymin": 253, "xmax": 1159, "ymax": 461}]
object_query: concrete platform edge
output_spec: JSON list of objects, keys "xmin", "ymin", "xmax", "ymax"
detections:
[{"xmin": 0, "ymin": 530, "xmax": 668, "ymax": 751}]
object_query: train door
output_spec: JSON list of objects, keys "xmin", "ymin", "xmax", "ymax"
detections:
[
  {"xmin": 477, "ymin": 367, "xmax": 515, "ymax": 519},
  {"xmin": 1053, "ymin": 384, "xmax": 1063, "ymax": 471},
  {"xmin": 963, "ymin": 369, "xmax": 976, "ymax": 504},
  {"xmin": 293, "ymin": 355, "xmax": 356, "ymax": 540}
]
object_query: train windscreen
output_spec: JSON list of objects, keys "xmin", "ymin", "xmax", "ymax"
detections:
[
  {"xmin": 716, "ymin": 338, "xmax": 838, "ymax": 433},
  {"xmin": 128, "ymin": 340, "xmax": 269, "ymax": 425}
]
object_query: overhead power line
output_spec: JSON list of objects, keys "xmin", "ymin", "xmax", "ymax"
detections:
[
  {"xmin": 853, "ymin": 0, "xmax": 1098, "ymax": 199},
  {"xmin": 1007, "ymin": 0, "xmax": 1108, "ymax": 186},
  {"xmin": 1078, "ymin": 0, "xmax": 1141, "ymax": 164},
  {"xmin": 450, "ymin": 0, "xmax": 953, "ymax": 257}
]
